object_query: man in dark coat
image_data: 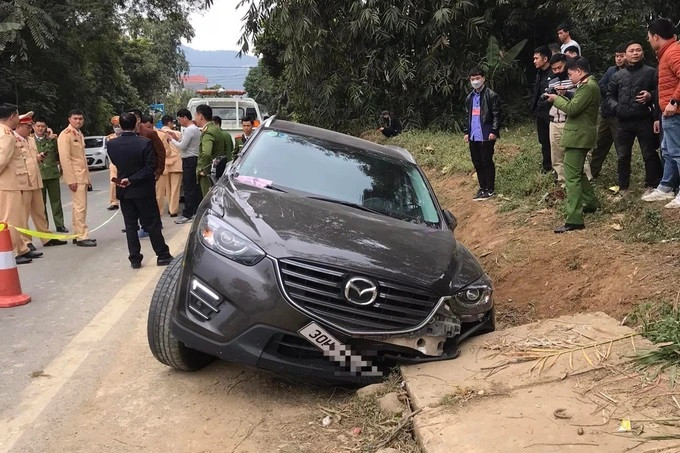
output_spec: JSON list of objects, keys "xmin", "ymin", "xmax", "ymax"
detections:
[
  {"xmin": 107, "ymin": 112, "xmax": 173, "ymax": 269},
  {"xmin": 378, "ymin": 111, "xmax": 403, "ymax": 137}
]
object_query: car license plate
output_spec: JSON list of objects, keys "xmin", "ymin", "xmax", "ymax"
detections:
[
  {"xmin": 297, "ymin": 322, "xmax": 382, "ymax": 377},
  {"xmin": 298, "ymin": 322, "xmax": 342, "ymax": 354}
]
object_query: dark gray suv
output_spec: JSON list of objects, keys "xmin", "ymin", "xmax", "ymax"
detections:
[{"xmin": 148, "ymin": 118, "xmax": 494, "ymax": 384}]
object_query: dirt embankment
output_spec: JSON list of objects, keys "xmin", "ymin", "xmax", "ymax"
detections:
[{"xmin": 427, "ymin": 169, "xmax": 680, "ymax": 326}]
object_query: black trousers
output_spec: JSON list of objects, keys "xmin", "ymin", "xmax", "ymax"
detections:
[
  {"xmin": 536, "ymin": 117, "xmax": 552, "ymax": 171},
  {"xmin": 616, "ymin": 119, "xmax": 663, "ymax": 189},
  {"xmin": 590, "ymin": 116, "xmax": 618, "ymax": 178},
  {"xmin": 120, "ymin": 197, "xmax": 171, "ymax": 264},
  {"xmin": 181, "ymin": 156, "xmax": 202, "ymax": 218},
  {"xmin": 469, "ymin": 140, "xmax": 496, "ymax": 192}
]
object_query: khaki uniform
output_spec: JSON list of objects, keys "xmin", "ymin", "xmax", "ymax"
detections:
[
  {"xmin": 0, "ymin": 123, "xmax": 31, "ymax": 256},
  {"xmin": 107, "ymin": 133, "xmax": 119, "ymax": 207},
  {"xmin": 15, "ymin": 134, "xmax": 50, "ymax": 246},
  {"xmin": 57, "ymin": 125, "xmax": 90, "ymax": 239},
  {"xmin": 156, "ymin": 127, "xmax": 183, "ymax": 216}
]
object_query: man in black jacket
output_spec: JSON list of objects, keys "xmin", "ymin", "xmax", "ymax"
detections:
[
  {"xmin": 531, "ymin": 46, "xmax": 554, "ymax": 173},
  {"xmin": 590, "ymin": 43, "xmax": 627, "ymax": 178},
  {"xmin": 606, "ymin": 40, "xmax": 663, "ymax": 191},
  {"xmin": 463, "ymin": 67, "xmax": 502, "ymax": 201},
  {"xmin": 378, "ymin": 111, "xmax": 403, "ymax": 137},
  {"xmin": 107, "ymin": 112, "xmax": 173, "ymax": 269}
]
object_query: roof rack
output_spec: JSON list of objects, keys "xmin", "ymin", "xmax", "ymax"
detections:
[{"xmin": 195, "ymin": 89, "xmax": 247, "ymax": 98}]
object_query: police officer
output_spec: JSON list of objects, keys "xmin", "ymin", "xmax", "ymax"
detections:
[
  {"xmin": 57, "ymin": 109, "xmax": 97, "ymax": 247},
  {"xmin": 233, "ymin": 117, "xmax": 254, "ymax": 159},
  {"xmin": 33, "ymin": 116, "xmax": 68, "ymax": 233},
  {"xmin": 0, "ymin": 103, "xmax": 38, "ymax": 264},
  {"xmin": 194, "ymin": 104, "xmax": 226, "ymax": 196},
  {"xmin": 157, "ymin": 115, "xmax": 183, "ymax": 217},
  {"xmin": 15, "ymin": 112, "xmax": 65, "ymax": 251},
  {"xmin": 106, "ymin": 116, "xmax": 122, "ymax": 211}
]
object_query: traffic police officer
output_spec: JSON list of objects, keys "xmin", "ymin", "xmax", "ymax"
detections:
[
  {"xmin": 15, "ymin": 112, "xmax": 65, "ymax": 250},
  {"xmin": 0, "ymin": 103, "xmax": 37, "ymax": 264},
  {"xmin": 57, "ymin": 109, "xmax": 97, "ymax": 247}
]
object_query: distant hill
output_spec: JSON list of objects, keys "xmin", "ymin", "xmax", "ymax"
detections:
[{"xmin": 182, "ymin": 46, "xmax": 258, "ymax": 90}]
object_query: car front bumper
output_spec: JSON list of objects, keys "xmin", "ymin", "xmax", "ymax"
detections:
[{"xmin": 171, "ymin": 239, "xmax": 494, "ymax": 384}]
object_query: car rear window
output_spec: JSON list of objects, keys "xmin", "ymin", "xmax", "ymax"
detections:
[
  {"xmin": 84, "ymin": 138, "xmax": 104, "ymax": 148},
  {"xmin": 236, "ymin": 130, "xmax": 440, "ymax": 226}
]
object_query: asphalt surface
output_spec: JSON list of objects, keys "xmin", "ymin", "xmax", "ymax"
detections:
[{"xmin": 0, "ymin": 169, "xmax": 192, "ymax": 451}]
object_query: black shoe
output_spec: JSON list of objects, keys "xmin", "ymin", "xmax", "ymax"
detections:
[
  {"xmin": 157, "ymin": 255, "xmax": 174, "ymax": 266},
  {"xmin": 27, "ymin": 243, "xmax": 36, "ymax": 252},
  {"xmin": 87, "ymin": 184, "xmax": 93, "ymax": 192},
  {"xmin": 131, "ymin": 262, "xmax": 142, "ymax": 269},
  {"xmin": 27, "ymin": 250, "xmax": 43, "ymax": 258},
  {"xmin": 583, "ymin": 205, "xmax": 600, "ymax": 214},
  {"xmin": 44, "ymin": 239, "xmax": 67, "ymax": 246},
  {"xmin": 554, "ymin": 223, "xmax": 585, "ymax": 234},
  {"xmin": 472, "ymin": 189, "xmax": 485, "ymax": 201},
  {"xmin": 541, "ymin": 167, "xmax": 552, "ymax": 174},
  {"xmin": 16, "ymin": 254, "xmax": 33, "ymax": 265},
  {"xmin": 107, "ymin": 204, "xmax": 119, "ymax": 211},
  {"xmin": 56, "ymin": 226, "xmax": 68, "ymax": 233},
  {"xmin": 74, "ymin": 239, "xmax": 97, "ymax": 247},
  {"xmin": 169, "ymin": 213, "xmax": 178, "ymax": 218}
]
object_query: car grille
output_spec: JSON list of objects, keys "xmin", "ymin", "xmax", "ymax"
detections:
[{"xmin": 277, "ymin": 259, "xmax": 441, "ymax": 334}]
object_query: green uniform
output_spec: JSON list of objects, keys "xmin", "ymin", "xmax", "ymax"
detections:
[
  {"xmin": 233, "ymin": 134, "xmax": 252, "ymax": 160},
  {"xmin": 34, "ymin": 135, "xmax": 65, "ymax": 229},
  {"xmin": 198, "ymin": 122, "xmax": 227, "ymax": 196},
  {"xmin": 552, "ymin": 77, "xmax": 601, "ymax": 226},
  {"xmin": 221, "ymin": 130, "xmax": 234, "ymax": 161}
]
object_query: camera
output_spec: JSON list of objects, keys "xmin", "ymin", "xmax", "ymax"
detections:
[{"xmin": 541, "ymin": 82, "xmax": 576, "ymax": 100}]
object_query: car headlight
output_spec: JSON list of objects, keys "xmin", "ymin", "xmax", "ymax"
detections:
[
  {"xmin": 198, "ymin": 212, "xmax": 265, "ymax": 265},
  {"xmin": 445, "ymin": 275, "xmax": 493, "ymax": 315}
]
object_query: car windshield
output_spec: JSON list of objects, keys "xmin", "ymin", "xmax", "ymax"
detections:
[
  {"xmin": 84, "ymin": 138, "xmax": 104, "ymax": 148},
  {"xmin": 236, "ymin": 130, "xmax": 440, "ymax": 226}
]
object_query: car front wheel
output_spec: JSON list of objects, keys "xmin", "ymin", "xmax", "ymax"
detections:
[{"xmin": 147, "ymin": 253, "xmax": 214, "ymax": 371}]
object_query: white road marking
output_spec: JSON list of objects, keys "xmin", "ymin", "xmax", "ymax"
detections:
[{"xmin": 0, "ymin": 225, "xmax": 189, "ymax": 453}]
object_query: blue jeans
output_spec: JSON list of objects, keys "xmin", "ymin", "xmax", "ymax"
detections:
[{"xmin": 659, "ymin": 115, "xmax": 680, "ymax": 191}]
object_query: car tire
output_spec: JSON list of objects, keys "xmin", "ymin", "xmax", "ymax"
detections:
[
  {"xmin": 147, "ymin": 253, "xmax": 214, "ymax": 371},
  {"xmin": 104, "ymin": 157, "xmax": 109, "ymax": 170}
]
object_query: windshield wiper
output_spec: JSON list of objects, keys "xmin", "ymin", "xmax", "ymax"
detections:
[
  {"xmin": 306, "ymin": 196, "xmax": 387, "ymax": 217},
  {"xmin": 266, "ymin": 184, "xmax": 288, "ymax": 193}
]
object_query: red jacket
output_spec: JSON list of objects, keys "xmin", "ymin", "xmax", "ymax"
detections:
[{"xmin": 657, "ymin": 39, "xmax": 680, "ymax": 111}]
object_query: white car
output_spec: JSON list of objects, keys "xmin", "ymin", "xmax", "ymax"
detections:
[{"xmin": 84, "ymin": 136, "xmax": 109, "ymax": 170}]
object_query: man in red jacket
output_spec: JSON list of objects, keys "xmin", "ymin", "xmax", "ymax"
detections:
[{"xmin": 643, "ymin": 18, "xmax": 680, "ymax": 208}]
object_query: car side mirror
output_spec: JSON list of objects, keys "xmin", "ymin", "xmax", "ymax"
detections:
[{"xmin": 443, "ymin": 209, "xmax": 458, "ymax": 231}]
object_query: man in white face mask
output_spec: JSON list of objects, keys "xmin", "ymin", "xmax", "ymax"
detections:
[
  {"xmin": 463, "ymin": 67, "xmax": 502, "ymax": 201},
  {"xmin": 106, "ymin": 116, "xmax": 123, "ymax": 211}
]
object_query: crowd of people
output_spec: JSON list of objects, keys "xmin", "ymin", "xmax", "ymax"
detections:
[
  {"xmin": 462, "ymin": 18, "xmax": 680, "ymax": 232},
  {"xmin": 0, "ymin": 102, "xmax": 256, "ymax": 267}
]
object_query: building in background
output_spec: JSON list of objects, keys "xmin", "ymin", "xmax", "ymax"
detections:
[{"xmin": 182, "ymin": 75, "xmax": 208, "ymax": 91}]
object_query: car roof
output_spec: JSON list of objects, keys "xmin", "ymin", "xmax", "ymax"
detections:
[{"xmin": 265, "ymin": 119, "xmax": 415, "ymax": 164}]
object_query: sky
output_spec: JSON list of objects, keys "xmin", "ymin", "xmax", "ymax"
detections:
[{"xmin": 183, "ymin": 0, "xmax": 247, "ymax": 51}]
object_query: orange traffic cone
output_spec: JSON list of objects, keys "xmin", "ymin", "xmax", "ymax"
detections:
[{"xmin": 0, "ymin": 223, "xmax": 31, "ymax": 308}]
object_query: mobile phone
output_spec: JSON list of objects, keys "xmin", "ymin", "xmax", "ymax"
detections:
[{"xmin": 111, "ymin": 177, "xmax": 120, "ymax": 184}]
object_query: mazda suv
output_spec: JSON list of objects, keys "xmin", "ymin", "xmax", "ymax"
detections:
[{"xmin": 147, "ymin": 118, "xmax": 494, "ymax": 384}]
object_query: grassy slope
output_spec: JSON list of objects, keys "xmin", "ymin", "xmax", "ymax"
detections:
[{"xmin": 376, "ymin": 125, "xmax": 680, "ymax": 244}]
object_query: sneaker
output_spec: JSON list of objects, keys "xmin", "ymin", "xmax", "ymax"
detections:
[
  {"xmin": 642, "ymin": 188, "xmax": 675, "ymax": 202},
  {"xmin": 477, "ymin": 191, "xmax": 496, "ymax": 201},
  {"xmin": 138, "ymin": 230, "xmax": 149, "ymax": 239},
  {"xmin": 174, "ymin": 215, "xmax": 193, "ymax": 224},
  {"xmin": 664, "ymin": 195, "xmax": 680, "ymax": 209},
  {"xmin": 472, "ymin": 189, "xmax": 485, "ymax": 201}
]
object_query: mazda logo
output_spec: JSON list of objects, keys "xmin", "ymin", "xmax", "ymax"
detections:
[{"xmin": 344, "ymin": 277, "xmax": 378, "ymax": 306}]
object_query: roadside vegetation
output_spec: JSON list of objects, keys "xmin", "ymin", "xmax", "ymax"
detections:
[{"xmin": 372, "ymin": 125, "xmax": 680, "ymax": 244}]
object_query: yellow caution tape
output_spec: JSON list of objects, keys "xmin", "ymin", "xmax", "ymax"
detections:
[
  {"xmin": 3, "ymin": 209, "xmax": 120, "ymax": 241},
  {"xmin": 11, "ymin": 226, "xmax": 79, "ymax": 240}
]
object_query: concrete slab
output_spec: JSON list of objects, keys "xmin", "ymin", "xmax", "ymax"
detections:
[{"xmin": 402, "ymin": 312, "xmax": 678, "ymax": 453}]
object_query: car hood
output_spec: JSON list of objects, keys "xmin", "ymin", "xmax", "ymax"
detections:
[{"xmin": 210, "ymin": 182, "xmax": 483, "ymax": 295}]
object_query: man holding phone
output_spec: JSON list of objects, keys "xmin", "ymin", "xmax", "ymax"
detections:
[
  {"xmin": 606, "ymin": 40, "xmax": 663, "ymax": 193},
  {"xmin": 107, "ymin": 112, "xmax": 173, "ymax": 269},
  {"xmin": 33, "ymin": 116, "xmax": 68, "ymax": 233}
]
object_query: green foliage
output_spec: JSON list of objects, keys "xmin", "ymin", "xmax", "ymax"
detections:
[
  {"xmin": 0, "ymin": 0, "xmax": 203, "ymax": 135},
  {"xmin": 630, "ymin": 301, "xmax": 680, "ymax": 387},
  {"xmin": 238, "ymin": 0, "xmax": 679, "ymax": 132},
  {"xmin": 164, "ymin": 89, "xmax": 196, "ymax": 117}
]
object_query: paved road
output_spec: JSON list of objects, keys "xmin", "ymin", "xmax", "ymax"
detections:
[{"xmin": 0, "ymin": 170, "xmax": 340, "ymax": 453}]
